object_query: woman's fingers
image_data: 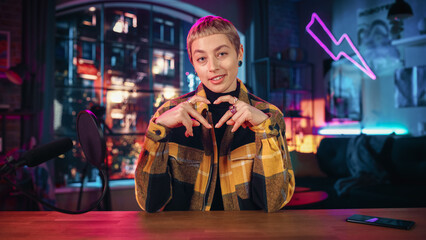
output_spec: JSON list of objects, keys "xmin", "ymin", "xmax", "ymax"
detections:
[
  {"xmin": 185, "ymin": 119, "xmax": 202, "ymax": 137},
  {"xmin": 155, "ymin": 95, "xmax": 211, "ymax": 137},
  {"xmin": 181, "ymin": 114, "xmax": 195, "ymax": 137},
  {"xmin": 214, "ymin": 97, "xmax": 267, "ymax": 132},
  {"xmin": 214, "ymin": 95, "xmax": 238, "ymax": 128},
  {"xmin": 156, "ymin": 94, "xmax": 267, "ymax": 137},
  {"xmin": 218, "ymin": 109, "xmax": 245, "ymax": 132},
  {"xmin": 215, "ymin": 111, "xmax": 234, "ymax": 128},
  {"xmin": 231, "ymin": 111, "xmax": 248, "ymax": 132},
  {"xmin": 184, "ymin": 96, "xmax": 212, "ymax": 129},
  {"xmin": 215, "ymin": 105, "xmax": 245, "ymax": 132},
  {"xmin": 187, "ymin": 95, "xmax": 211, "ymax": 105},
  {"xmin": 188, "ymin": 108, "xmax": 212, "ymax": 129},
  {"xmin": 185, "ymin": 106, "xmax": 212, "ymax": 129},
  {"xmin": 213, "ymin": 95, "xmax": 238, "ymax": 105},
  {"xmin": 182, "ymin": 96, "xmax": 212, "ymax": 137}
]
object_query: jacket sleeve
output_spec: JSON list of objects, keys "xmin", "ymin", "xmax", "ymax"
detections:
[
  {"xmin": 249, "ymin": 106, "xmax": 295, "ymax": 212},
  {"xmin": 135, "ymin": 110, "xmax": 172, "ymax": 213}
]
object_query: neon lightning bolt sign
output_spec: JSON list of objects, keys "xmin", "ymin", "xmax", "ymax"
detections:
[{"xmin": 306, "ymin": 13, "xmax": 376, "ymax": 80}]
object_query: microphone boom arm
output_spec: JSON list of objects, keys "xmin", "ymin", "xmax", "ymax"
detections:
[{"xmin": 3, "ymin": 169, "xmax": 108, "ymax": 214}]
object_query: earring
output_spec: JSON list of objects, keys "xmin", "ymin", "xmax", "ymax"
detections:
[
  {"xmin": 238, "ymin": 60, "xmax": 243, "ymax": 67},
  {"xmin": 194, "ymin": 71, "xmax": 198, "ymax": 76}
]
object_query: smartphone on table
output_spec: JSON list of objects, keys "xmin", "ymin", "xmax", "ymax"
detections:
[{"xmin": 346, "ymin": 214, "xmax": 415, "ymax": 230}]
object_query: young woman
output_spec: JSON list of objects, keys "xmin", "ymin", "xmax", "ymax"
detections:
[{"xmin": 135, "ymin": 15, "xmax": 294, "ymax": 212}]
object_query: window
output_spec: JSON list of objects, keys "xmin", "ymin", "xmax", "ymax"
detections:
[
  {"xmin": 154, "ymin": 17, "xmax": 175, "ymax": 45},
  {"xmin": 54, "ymin": 3, "xmax": 197, "ymax": 186}
]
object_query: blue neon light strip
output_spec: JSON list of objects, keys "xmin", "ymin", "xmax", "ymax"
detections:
[
  {"xmin": 318, "ymin": 127, "xmax": 408, "ymax": 135},
  {"xmin": 318, "ymin": 128, "xmax": 361, "ymax": 135}
]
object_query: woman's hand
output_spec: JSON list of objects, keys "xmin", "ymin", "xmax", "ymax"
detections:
[
  {"xmin": 155, "ymin": 96, "xmax": 212, "ymax": 137},
  {"xmin": 214, "ymin": 95, "xmax": 268, "ymax": 132}
]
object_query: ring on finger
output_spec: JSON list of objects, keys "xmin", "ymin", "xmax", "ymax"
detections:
[
  {"xmin": 229, "ymin": 105, "xmax": 237, "ymax": 114},
  {"xmin": 187, "ymin": 98, "xmax": 194, "ymax": 104},
  {"xmin": 233, "ymin": 97, "xmax": 238, "ymax": 104}
]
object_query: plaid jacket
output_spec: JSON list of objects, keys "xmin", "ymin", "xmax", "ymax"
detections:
[{"xmin": 135, "ymin": 79, "xmax": 295, "ymax": 212}]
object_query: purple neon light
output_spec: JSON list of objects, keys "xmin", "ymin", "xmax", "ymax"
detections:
[{"xmin": 306, "ymin": 13, "xmax": 376, "ymax": 80}]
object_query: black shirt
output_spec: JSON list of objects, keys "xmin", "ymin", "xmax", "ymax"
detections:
[{"xmin": 203, "ymin": 83, "xmax": 240, "ymax": 210}]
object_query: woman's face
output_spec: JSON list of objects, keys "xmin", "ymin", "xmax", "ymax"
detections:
[{"xmin": 191, "ymin": 34, "xmax": 243, "ymax": 93}]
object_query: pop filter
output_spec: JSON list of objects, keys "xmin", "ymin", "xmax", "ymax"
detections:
[
  {"xmin": 1, "ymin": 110, "xmax": 108, "ymax": 213},
  {"xmin": 76, "ymin": 110, "xmax": 106, "ymax": 169}
]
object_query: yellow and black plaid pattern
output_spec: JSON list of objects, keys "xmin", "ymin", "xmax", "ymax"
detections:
[{"xmin": 135, "ymin": 79, "xmax": 295, "ymax": 212}]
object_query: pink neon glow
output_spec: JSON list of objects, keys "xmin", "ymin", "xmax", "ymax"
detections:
[{"xmin": 306, "ymin": 13, "xmax": 376, "ymax": 80}]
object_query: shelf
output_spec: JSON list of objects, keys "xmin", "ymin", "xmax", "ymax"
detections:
[
  {"xmin": 288, "ymin": 89, "xmax": 311, "ymax": 94},
  {"xmin": 252, "ymin": 57, "xmax": 315, "ymax": 151},
  {"xmin": 391, "ymin": 35, "xmax": 426, "ymax": 47},
  {"xmin": 271, "ymin": 88, "xmax": 311, "ymax": 93},
  {"xmin": 0, "ymin": 110, "xmax": 35, "ymax": 116},
  {"xmin": 286, "ymin": 116, "xmax": 311, "ymax": 119},
  {"xmin": 253, "ymin": 57, "xmax": 312, "ymax": 68}
]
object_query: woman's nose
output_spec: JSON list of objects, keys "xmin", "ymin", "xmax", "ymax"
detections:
[{"xmin": 208, "ymin": 58, "xmax": 219, "ymax": 72}]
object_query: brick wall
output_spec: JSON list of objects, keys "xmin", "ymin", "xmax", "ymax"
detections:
[
  {"xmin": 0, "ymin": 0, "xmax": 23, "ymax": 153},
  {"xmin": 268, "ymin": 0, "xmax": 299, "ymax": 58},
  {"xmin": 0, "ymin": 0, "xmax": 22, "ymax": 66}
]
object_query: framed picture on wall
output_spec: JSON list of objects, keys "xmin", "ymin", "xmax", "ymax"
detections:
[
  {"xmin": 395, "ymin": 66, "xmax": 426, "ymax": 108},
  {"xmin": 0, "ymin": 31, "xmax": 10, "ymax": 70},
  {"xmin": 326, "ymin": 57, "xmax": 363, "ymax": 121}
]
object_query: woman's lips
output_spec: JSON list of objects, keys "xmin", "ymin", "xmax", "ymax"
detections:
[{"xmin": 209, "ymin": 74, "xmax": 226, "ymax": 84}]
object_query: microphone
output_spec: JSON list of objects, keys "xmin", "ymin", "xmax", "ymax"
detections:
[
  {"xmin": 17, "ymin": 137, "xmax": 73, "ymax": 167},
  {"xmin": 1, "ymin": 137, "xmax": 73, "ymax": 178},
  {"xmin": 1, "ymin": 137, "xmax": 73, "ymax": 174}
]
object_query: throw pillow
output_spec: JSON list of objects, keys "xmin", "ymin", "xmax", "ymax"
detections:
[{"xmin": 290, "ymin": 151, "xmax": 327, "ymax": 178}]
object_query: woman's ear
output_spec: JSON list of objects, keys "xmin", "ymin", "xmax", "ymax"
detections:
[{"xmin": 238, "ymin": 44, "xmax": 244, "ymax": 60}]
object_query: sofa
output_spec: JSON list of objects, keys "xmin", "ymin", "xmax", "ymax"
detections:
[{"xmin": 286, "ymin": 134, "xmax": 426, "ymax": 209}]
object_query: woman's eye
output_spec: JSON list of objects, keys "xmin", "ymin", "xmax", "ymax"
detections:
[
  {"xmin": 197, "ymin": 57, "xmax": 205, "ymax": 62},
  {"xmin": 218, "ymin": 52, "xmax": 227, "ymax": 57}
]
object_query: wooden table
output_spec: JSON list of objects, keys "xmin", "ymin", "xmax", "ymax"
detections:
[{"xmin": 0, "ymin": 208, "xmax": 425, "ymax": 239}]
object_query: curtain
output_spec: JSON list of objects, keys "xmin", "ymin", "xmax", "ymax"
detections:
[
  {"xmin": 247, "ymin": 0, "xmax": 269, "ymax": 99},
  {"xmin": 21, "ymin": 0, "xmax": 56, "ymax": 209}
]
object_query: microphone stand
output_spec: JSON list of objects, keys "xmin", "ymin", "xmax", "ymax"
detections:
[
  {"xmin": 1, "ymin": 157, "xmax": 108, "ymax": 214},
  {"xmin": 76, "ymin": 106, "xmax": 112, "ymax": 211},
  {"xmin": 76, "ymin": 161, "xmax": 88, "ymax": 210},
  {"xmin": 99, "ymin": 118, "xmax": 112, "ymax": 211}
]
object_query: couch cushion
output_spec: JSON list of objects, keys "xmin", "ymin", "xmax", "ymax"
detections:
[
  {"xmin": 316, "ymin": 137, "xmax": 351, "ymax": 178},
  {"xmin": 290, "ymin": 151, "xmax": 327, "ymax": 178},
  {"xmin": 391, "ymin": 136, "xmax": 426, "ymax": 182},
  {"xmin": 348, "ymin": 183, "xmax": 426, "ymax": 208}
]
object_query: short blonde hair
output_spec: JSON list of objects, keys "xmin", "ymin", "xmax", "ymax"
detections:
[{"xmin": 187, "ymin": 15, "xmax": 241, "ymax": 64}]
